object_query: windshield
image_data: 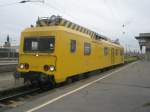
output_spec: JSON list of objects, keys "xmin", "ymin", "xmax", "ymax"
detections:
[{"xmin": 23, "ymin": 37, "xmax": 55, "ymax": 53}]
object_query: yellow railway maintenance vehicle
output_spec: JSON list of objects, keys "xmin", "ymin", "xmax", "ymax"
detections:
[{"xmin": 15, "ymin": 15, "xmax": 124, "ymax": 85}]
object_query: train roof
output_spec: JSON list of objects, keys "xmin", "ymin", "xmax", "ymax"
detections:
[
  {"xmin": 23, "ymin": 26, "xmax": 122, "ymax": 48},
  {"xmin": 35, "ymin": 15, "xmax": 121, "ymax": 46}
]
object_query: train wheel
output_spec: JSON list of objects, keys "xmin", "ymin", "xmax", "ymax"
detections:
[
  {"xmin": 30, "ymin": 79, "xmax": 39, "ymax": 87},
  {"xmin": 78, "ymin": 74, "xmax": 84, "ymax": 81},
  {"xmin": 46, "ymin": 76, "xmax": 56, "ymax": 89},
  {"xmin": 72, "ymin": 75, "xmax": 80, "ymax": 82},
  {"xmin": 83, "ymin": 73, "xmax": 90, "ymax": 79},
  {"xmin": 66, "ymin": 78, "xmax": 73, "ymax": 84}
]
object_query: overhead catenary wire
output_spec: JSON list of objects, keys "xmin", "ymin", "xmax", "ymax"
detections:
[
  {"xmin": 44, "ymin": 0, "xmax": 105, "ymax": 35},
  {"xmin": 0, "ymin": 1, "xmax": 19, "ymax": 7},
  {"xmin": 0, "ymin": 0, "xmax": 44, "ymax": 7},
  {"xmin": 103, "ymin": 0, "xmax": 135, "ymax": 51}
]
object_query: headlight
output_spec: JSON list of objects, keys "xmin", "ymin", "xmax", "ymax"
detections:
[
  {"xmin": 20, "ymin": 64, "xmax": 24, "ymax": 69},
  {"xmin": 49, "ymin": 65, "xmax": 55, "ymax": 71}
]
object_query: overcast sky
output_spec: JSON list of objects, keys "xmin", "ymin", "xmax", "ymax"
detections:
[{"xmin": 0, "ymin": 0, "xmax": 150, "ymax": 51}]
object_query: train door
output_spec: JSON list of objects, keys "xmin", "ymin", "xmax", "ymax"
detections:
[{"xmin": 111, "ymin": 48, "xmax": 115, "ymax": 64}]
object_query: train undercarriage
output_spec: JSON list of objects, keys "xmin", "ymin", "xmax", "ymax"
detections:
[{"xmin": 14, "ymin": 71, "xmax": 56, "ymax": 87}]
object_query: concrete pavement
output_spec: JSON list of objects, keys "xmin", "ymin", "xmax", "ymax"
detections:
[{"xmin": 4, "ymin": 61, "xmax": 150, "ymax": 112}]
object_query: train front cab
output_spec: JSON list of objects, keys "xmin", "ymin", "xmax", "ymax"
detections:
[{"xmin": 16, "ymin": 28, "xmax": 60, "ymax": 85}]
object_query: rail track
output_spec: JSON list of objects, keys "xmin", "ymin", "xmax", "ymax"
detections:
[{"xmin": 0, "ymin": 85, "xmax": 42, "ymax": 108}]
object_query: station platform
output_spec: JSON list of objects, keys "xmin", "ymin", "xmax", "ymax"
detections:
[
  {"xmin": 0, "ymin": 72, "xmax": 24, "ymax": 91},
  {"xmin": 4, "ymin": 61, "xmax": 150, "ymax": 112},
  {"xmin": 0, "ymin": 61, "xmax": 18, "ymax": 72},
  {"xmin": 0, "ymin": 61, "xmax": 17, "ymax": 66}
]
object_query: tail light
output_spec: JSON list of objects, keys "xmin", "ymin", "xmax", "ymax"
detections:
[
  {"xmin": 44, "ymin": 65, "xmax": 50, "ymax": 71},
  {"xmin": 24, "ymin": 63, "xmax": 29, "ymax": 69}
]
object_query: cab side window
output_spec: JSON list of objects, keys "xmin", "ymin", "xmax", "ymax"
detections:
[
  {"xmin": 116, "ymin": 49, "xmax": 118, "ymax": 56},
  {"xmin": 84, "ymin": 42, "xmax": 91, "ymax": 55},
  {"xmin": 120, "ymin": 50, "xmax": 123, "ymax": 56},
  {"xmin": 70, "ymin": 40, "xmax": 76, "ymax": 53},
  {"xmin": 104, "ymin": 47, "xmax": 109, "ymax": 56}
]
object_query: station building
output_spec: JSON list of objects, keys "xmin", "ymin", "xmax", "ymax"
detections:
[
  {"xmin": 135, "ymin": 33, "xmax": 150, "ymax": 60},
  {"xmin": 0, "ymin": 35, "xmax": 19, "ymax": 58}
]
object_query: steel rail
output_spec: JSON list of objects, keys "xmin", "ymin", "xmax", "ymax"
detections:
[{"xmin": 0, "ymin": 87, "xmax": 40, "ymax": 102}]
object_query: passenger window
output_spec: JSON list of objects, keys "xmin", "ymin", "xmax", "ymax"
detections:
[
  {"xmin": 116, "ymin": 49, "xmax": 118, "ymax": 56},
  {"xmin": 104, "ymin": 47, "xmax": 109, "ymax": 56},
  {"xmin": 84, "ymin": 42, "xmax": 91, "ymax": 55},
  {"xmin": 120, "ymin": 50, "xmax": 123, "ymax": 56},
  {"xmin": 70, "ymin": 40, "xmax": 76, "ymax": 53}
]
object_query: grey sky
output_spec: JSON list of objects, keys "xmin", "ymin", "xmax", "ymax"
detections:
[{"xmin": 0, "ymin": 0, "xmax": 149, "ymax": 51}]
